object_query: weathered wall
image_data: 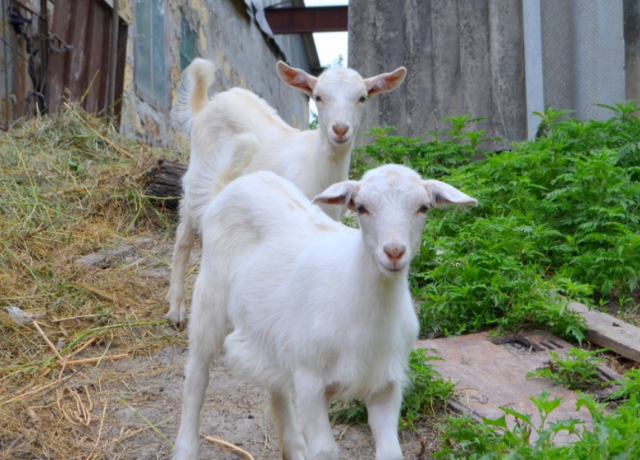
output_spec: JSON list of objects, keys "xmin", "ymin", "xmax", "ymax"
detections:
[
  {"xmin": 624, "ymin": 0, "xmax": 640, "ymax": 103},
  {"xmin": 112, "ymin": 0, "xmax": 310, "ymax": 148},
  {"xmin": 348, "ymin": 0, "xmax": 527, "ymax": 147},
  {"xmin": 540, "ymin": 0, "xmax": 625, "ymax": 121}
]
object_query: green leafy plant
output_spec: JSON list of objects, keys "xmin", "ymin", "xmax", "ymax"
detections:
[
  {"xmin": 352, "ymin": 103, "xmax": 640, "ymax": 341},
  {"xmin": 526, "ymin": 348, "xmax": 608, "ymax": 391},
  {"xmin": 436, "ymin": 384, "xmax": 640, "ymax": 459}
]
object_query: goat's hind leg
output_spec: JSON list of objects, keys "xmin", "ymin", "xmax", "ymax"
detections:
[
  {"xmin": 173, "ymin": 277, "xmax": 226, "ymax": 460},
  {"xmin": 271, "ymin": 388, "xmax": 307, "ymax": 460},
  {"xmin": 166, "ymin": 210, "xmax": 196, "ymax": 326}
]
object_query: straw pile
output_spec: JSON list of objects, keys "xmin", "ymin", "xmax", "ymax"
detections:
[{"xmin": 0, "ymin": 106, "xmax": 188, "ymax": 459}]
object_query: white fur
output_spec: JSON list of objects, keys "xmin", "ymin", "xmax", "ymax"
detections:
[
  {"xmin": 166, "ymin": 58, "xmax": 408, "ymax": 325},
  {"xmin": 172, "ymin": 164, "xmax": 477, "ymax": 460}
]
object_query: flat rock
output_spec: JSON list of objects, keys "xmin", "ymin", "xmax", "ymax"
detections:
[
  {"xmin": 416, "ymin": 330, "xmax": 620, "ymax": 444},
  {"xmin": 76, "ymin": 244, "xmax": 135, "ymax": 268}
]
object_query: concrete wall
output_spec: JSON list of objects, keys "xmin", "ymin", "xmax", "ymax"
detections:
[
  {"xmin": 540, "ymin": 0, "xmax": 625, "ymax": 121},
  {"xmin": 349, "ymin": 0, "xmax": 527, "ymax": 147},
  {"xmin": 113, "ymin": 0, "xmax": 311, "ymax": 148}
]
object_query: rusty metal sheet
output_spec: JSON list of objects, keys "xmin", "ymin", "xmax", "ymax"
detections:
[
  {"xmin": 265, "ymin": 6, "xmax": 348, "ymax": 34},
  {"xmin": 416, "ymin": 331, "xmax": 621, "ymax": 444}
]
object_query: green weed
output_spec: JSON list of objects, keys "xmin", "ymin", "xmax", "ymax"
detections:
[
  {"xmin": 526, "ymin": 348, "xmax": 608, "ymax": 391},
  {"xmin": 353, "ymin": 104, "xmax": 640, "ymax": 341}
]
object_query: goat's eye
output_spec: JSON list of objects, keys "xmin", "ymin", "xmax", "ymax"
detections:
[
  {"xmin": 356, "ymin": 204, "xmax": 368, "ymax": 214},
  {"xmin": 417, "ymin": 204, "xmax": 429, "ymax": 214},
  {"xmin": 314, "ymin": 95, "xmax": 322, "ymax": 103},
  {"xmin": 359, "ymin": 96, "xmax": 367, "ymax": 103}
]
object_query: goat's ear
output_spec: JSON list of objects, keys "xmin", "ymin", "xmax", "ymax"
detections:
[
  {"xmin": 424, "ymin": 180, "xmax": 478, "ymax": 207},
  {"xmin": 277, "ymin": 61, "xmax": 318, "ymax": 96},
  {"xmin": 364, "ymin": 67, "xmax": 407, "ymax": 97},
  {"xmin": 313, "ymin": 181, "xmax": 360, "ymax": 209}
]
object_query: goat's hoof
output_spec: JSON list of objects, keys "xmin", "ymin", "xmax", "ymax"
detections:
[{"xmin": 166, "ymin": 307, "xmax": 186, "ymax": 327}]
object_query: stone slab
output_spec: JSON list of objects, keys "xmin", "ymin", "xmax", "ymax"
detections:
[{"xmin": 416, "ymin": 330, "xmax": 620, "ymax": 444}]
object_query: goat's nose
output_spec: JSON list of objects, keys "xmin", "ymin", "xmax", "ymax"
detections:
[
  {"xmin": 383, "ymin": 243, "xmax": 406, "ymax": 261},
  {"xmin": 332, "ymin": 123, "xmax": 349, "ymax": 137}
]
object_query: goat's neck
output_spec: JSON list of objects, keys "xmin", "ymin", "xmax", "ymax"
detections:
[
  {"xmin": 311, "ymin": 131, "xmax": 353, "ymax": 187},
  {"xmin": 352, "ymin": 235, "xmax": 409, "ymax": 309}
]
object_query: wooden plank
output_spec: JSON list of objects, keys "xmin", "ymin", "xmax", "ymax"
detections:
[
  {"xmin": 416, "ymin": 331, "xmax": 599, "ymax": 445},
  {"xmin": 47, "ymin": 0, "xmax": 73, "ymax": 114},
  {"xmin": 84, "ymin": 1, "xmax": 104, "ymax": 113},
  {"xmin": 113, "ymin": 19, "xmax": 128, "ymax": 121},
  {"xmin": 569, "ymin": 302, "xmax": 640, "ymax": 363},
  {"xmin": 66, "ymin": 0, "xmax": 91, "ymax": 102},
  {"xmin": 264, "ymin": 6, "xmax": 348, "ymax": 34}
]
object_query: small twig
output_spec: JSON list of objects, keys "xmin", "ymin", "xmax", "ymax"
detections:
[
  {"xmin": 86, "ymin": 400, "xmax": 108, "ymax": 460},
  {"xmin": 64, "ymin": 353, "xmax": 128, "ymax": 366},
  {"xmin": 338, "ymin": 423, "xmax": 352, "ymax": 440},
  {"xmin": 205, "ymin": 435, "xmax": 256, "ymax": 460},
  {"xmin": 51, "ymin": 314, "xmax": 97, "ymax": 323},
  {"xmin": 24, "ymin": 218, "xmax": 63, "ymax": 238},
  {"xmin": 70, "ymin": 338, "xmax": 96, "ymax": 357},
  {"xmin": 75, "ymin": 283, "xmax": 118, "ymax": 303},
  {"xmin": 32, "ymin": 320, "xmax": 58, "ymax": 354},
  {"xmin": 0, "ymin": 374, "xmax": 73, "ymax": 406},
  {"xmin": 418, "ymin": 438, "xmax": 426, "ymax": 457}
]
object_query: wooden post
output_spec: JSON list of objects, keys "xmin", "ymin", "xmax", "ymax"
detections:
[{"xmin": 108, "ymin": 0, "xmax": 119, "ymax": 119}]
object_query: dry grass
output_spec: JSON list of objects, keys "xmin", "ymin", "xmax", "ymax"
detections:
[{"xmin": 0, "ymin": 106, "xmax": 188, "ymax": 459}]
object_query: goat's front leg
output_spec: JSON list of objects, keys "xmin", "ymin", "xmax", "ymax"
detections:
[
  {"xmin": 365, "ymin": 383, "xmax": 403, "ymax": 460},
  {"xmin": 270, "ymin": 388, "xmax": 307, "ymax": 460},
  {"xmin": 166, "ymin": 211, "xmax": 196, "ymax": 326},
  {"xmin": 294, "ymin": 375, "xmax": 338, "ymax": 460}
]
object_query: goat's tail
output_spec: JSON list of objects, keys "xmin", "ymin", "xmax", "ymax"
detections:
[
  {"xmin": 186, "ymin": 133, "xmax": 258, "ymax": 228},
  {"xmin": 172, "ymin": 58, "xmax": 216, "ymax": 134}
]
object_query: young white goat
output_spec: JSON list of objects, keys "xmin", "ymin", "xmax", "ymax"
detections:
[
  {"xmin": 166, "ymin": 58, "xmax": 407, "ymax": 325},
  {"xmin": 173, "ymin": 164, "xmax": 477, "ymax": 460}
]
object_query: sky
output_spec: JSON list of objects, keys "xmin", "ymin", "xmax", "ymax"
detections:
[
  {"xmin": 304, "ymin": 0, "xmax": 349, "ymax": 67},
  {"xmin": 304, "ymin": 0, "xmax": 349, "ymax": 116}
]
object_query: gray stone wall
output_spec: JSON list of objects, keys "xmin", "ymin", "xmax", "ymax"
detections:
[
  {"xmin": 349, "ymin": 0, "xmax": 527, "ymax": 147},
  {"xmin": 117, "ymin": 0, "xmax": 311, "ymax": 148}
]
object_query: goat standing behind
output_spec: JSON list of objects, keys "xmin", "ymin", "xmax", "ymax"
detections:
[
  {"xmin": 173, "ymin": 164, "xmax": 478, "ymax": 460},
  {"xmin": 166, "ymin": 58, "xmax": 407, "ymax": 325}
]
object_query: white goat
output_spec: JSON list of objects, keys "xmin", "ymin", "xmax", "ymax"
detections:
[
  {"xmin": 166, "ymin": 58, "xmax": 407, "ymax": 325},
  {"xmin": 173, "ymin": 164, "xmax": 477, "ymax": 460}
]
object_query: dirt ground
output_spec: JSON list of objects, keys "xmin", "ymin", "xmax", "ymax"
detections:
[
  {"xmin": 2, "ymin": 238, "xmax": 439, "ymax": 460},
  {"xmin": 95, "ymin": 343, "xmax": 437, "ymax": 460},
  {"xmin": 100, "ymin": 242, "xmax": 438, "ymax": 460}
]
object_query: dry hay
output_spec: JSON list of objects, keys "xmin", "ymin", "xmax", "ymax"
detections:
[{"xmin": 0, "ymin": 106, "xmax": 188, "ymax": 459}]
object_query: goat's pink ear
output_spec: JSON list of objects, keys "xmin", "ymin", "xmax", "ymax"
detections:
[
  {"xmin": 364, "ymin": 67, "xmax": 407, "ymax": 97},
  {"xmin": 277, "ymin": 61, "xmax": 318, "ymax": 95},
  {"xmin": 313, "ymin": 181, "xmax": 360, "ymax": 210},
  {"xmin": 424, "ymin": 180, "xmax": 478, "ymax": 207}
]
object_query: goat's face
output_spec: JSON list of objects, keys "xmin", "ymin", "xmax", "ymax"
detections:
[
  {"xmin": 277, "ymin": 62, "xmax": 407, "ymax": 149},
  {"xmin": 314, "ymin": 165, "xmax": 478, "ymax": 275}
]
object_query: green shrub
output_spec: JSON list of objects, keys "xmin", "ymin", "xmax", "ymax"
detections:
[
  {"xmin": 353, "ymin": 103, "xmax": 640, "ymax": 341},
  {"xmin": 435, "ymin": 379, "xmax": 640, "ymax": 459}
]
